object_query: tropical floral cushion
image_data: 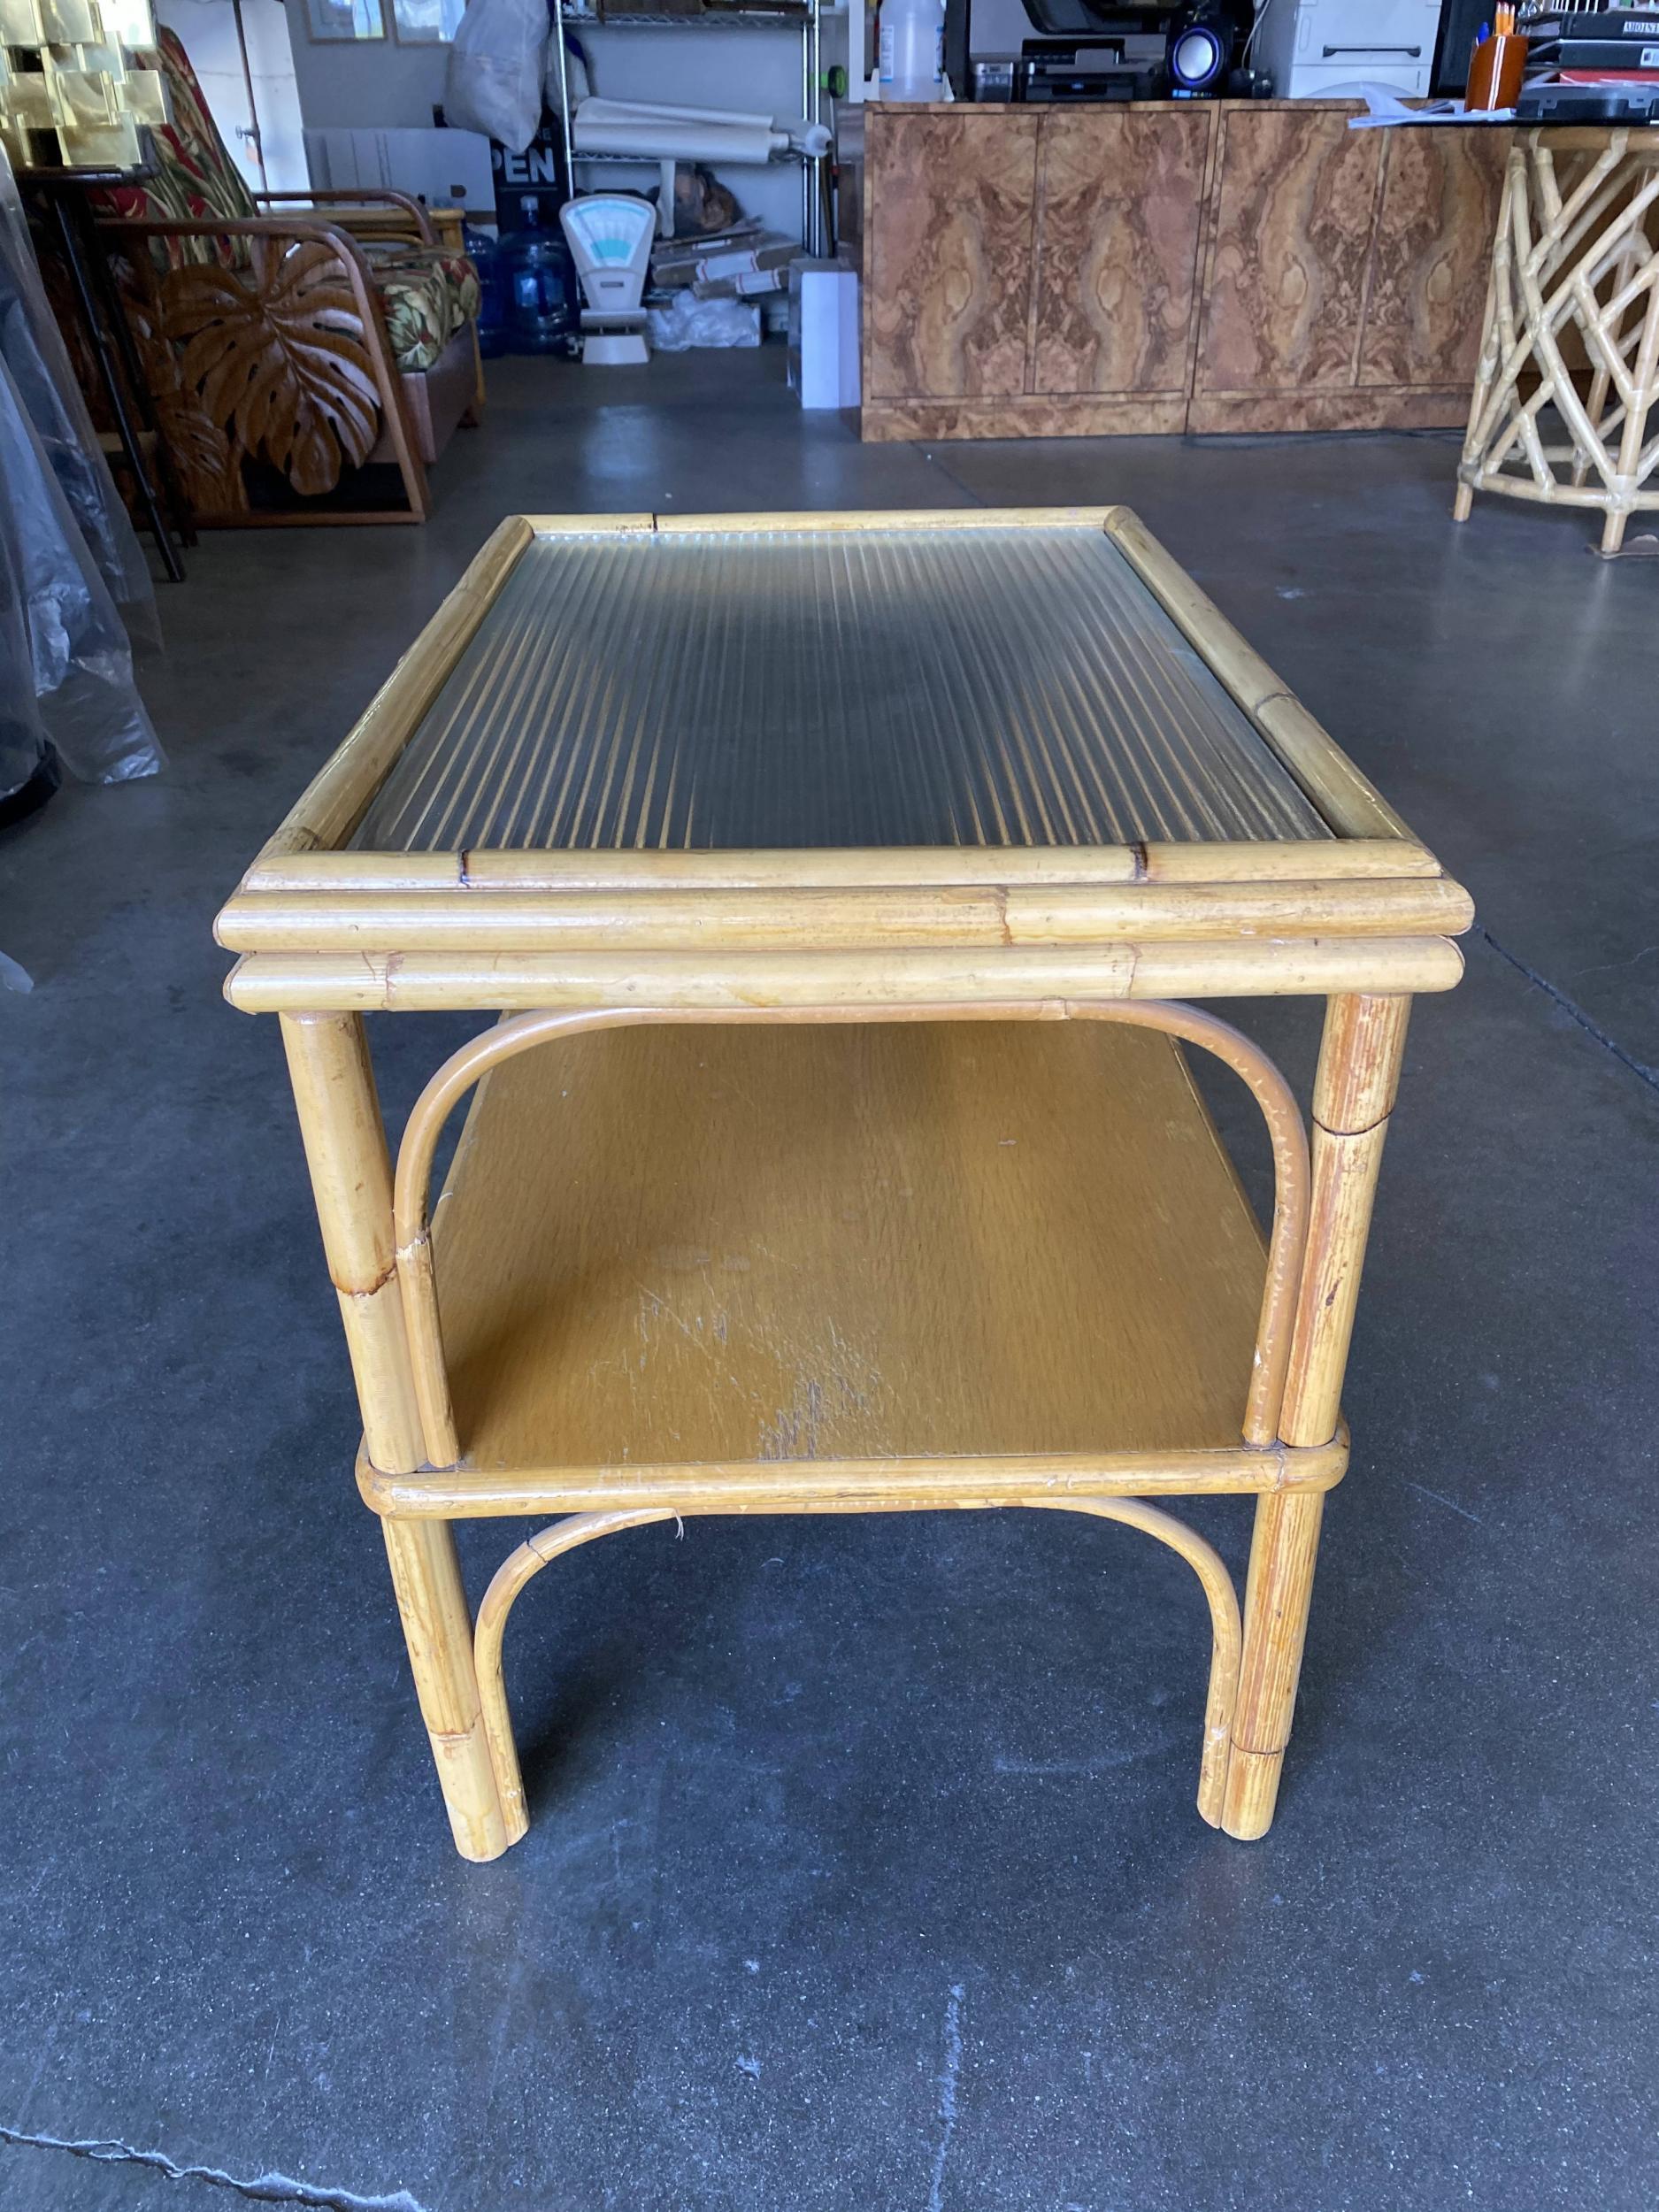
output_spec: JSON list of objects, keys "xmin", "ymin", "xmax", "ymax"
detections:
[
  {"xmin": 95, "ymin": 29, "xmax": 477, "ymax": 374},
  {"xmin": 435, "ymin": 252, "xmax": 483, "ymax": 322},
  {"xmin": 373, "ymin": 252, "xmax": 479, "ymax": 373},
  {"xmin": 93, "ymin": 28, "xmax": 256, "ymax": 263},
  {"xmin": 379, "ymin": 250, "xmax": 480, "ymax": 373}
]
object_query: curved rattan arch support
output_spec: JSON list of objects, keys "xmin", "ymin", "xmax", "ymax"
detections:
[
  {"xmin": 1025, "ymin": 1498, "xmax": 1240, "ymax": 1825},
  {"xmin": 475, "ymin": 1509, "xmax": 677, "ymax": 1843},
  {"xmin": 472, "ymin": 1496, "xmax": 1240, "ymax": 1842},
  {"xmin": 392, "ymin": 1002, "xmax": 1310, "ymax": 1471},
  {"xmin": 1065, "ymin": 1002, "xmax": 1308, "ymax": 1443}
]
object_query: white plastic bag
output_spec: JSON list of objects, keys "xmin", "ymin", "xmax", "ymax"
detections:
[
  {"xmin": 645, "ymin": 293, "xmax": 760, "ymax": 351},
  {"xmin": 444, "ymin": 0, "xmax": 549, "ymax": 155},
  {"xmin": 544, "ymin": 35, "xmax": 590, "ymax": 111}
]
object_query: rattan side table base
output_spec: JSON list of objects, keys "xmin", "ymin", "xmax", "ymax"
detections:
[{"xmin": 1457, "ymin": 127, "xmax": 1659, "ymax": 554}]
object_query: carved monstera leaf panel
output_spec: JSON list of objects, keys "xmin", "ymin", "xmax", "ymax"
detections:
[
  {"xmin": 162, "ymin": 239, "xmax": 382, "ymax": 497},
  {"xmin": 117, "ymin": 265, "xmax": 248, "ymax": 519}
]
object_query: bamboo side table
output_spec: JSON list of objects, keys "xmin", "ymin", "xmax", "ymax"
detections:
[
  {"xmin": 1456, "ymin": 127, "xmax": 1659, "ymax": 552},
  {"xmin": 217, "ymin": 508, "xmax": 1473, "ymax": 1863}
]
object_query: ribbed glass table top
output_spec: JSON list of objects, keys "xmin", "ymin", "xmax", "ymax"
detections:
[{"xmin": 352, "ymin": 526, "xmax": 1332, "ymax": 852}]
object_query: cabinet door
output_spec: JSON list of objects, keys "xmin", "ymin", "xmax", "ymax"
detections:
[
  {"xmin": 866, "ymin": 112, "xmax": 1041, "ymax": 402},
  {"xmin": 1194, "ymin": 107, "xmax": 1385, "ymax": 394},
  {"xmin": 1030, "ymin": 108, "xmax": 1213, "ymax": 397},
  {"xmin": 1358, "ymin": 127, "xmax": 1509, "ymax": 388}
]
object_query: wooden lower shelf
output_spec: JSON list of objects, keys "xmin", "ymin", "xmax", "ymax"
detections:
[{"xmin": 431, "ymin": 1022, "xmax": 1268, "ymax": 1479}]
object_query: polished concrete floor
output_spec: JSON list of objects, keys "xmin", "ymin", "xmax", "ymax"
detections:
[{"xmin": 3, "ymin": 350, "xmax": 1655, "ymax": 2212}]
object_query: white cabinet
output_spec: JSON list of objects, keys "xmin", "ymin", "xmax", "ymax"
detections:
[
  {"xmin": 1257, "ymin": 0, "xmax": 1443, "ymax": 100},
  {"xmin": 304, "ymin": 127, "xmax": 496, "ymax": 216}
]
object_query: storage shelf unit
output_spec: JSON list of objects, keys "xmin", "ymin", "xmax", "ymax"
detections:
[{"xmin": 552, "ymin": 0, "xmax": 826, "ymax": 254}]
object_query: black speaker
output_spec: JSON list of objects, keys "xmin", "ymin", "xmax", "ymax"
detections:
[{"xmin": 1167, "ymin": 6, "xmax": 1233, "ymax": 96}]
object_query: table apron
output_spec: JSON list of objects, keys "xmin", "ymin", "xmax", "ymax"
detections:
[
  {"xmin": 227, "ymin": 937, "xmax": 1463, "ymax": 1011},
  {"xmin": 357, "ymin": 1439, "xmax": 1351, "ymax": 1519}
]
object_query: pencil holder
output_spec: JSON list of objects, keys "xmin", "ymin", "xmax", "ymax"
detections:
[{"xmin": 1466, "ymin": 32, "xmax": 1527, "ymax": 112}]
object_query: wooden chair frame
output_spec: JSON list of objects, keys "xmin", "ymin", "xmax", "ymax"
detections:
[
  {"xmin": 219, "ymin": 507, "xmax": 1471, "ymax": 1863},
  {"xmin": 97, "ymin": 212, "xmax": 433, "ymax": 525},
  {"xmin": 77, "ymin": 26, "xmax": 481, "ymax": 525},
  {"xmin": 1456, "ymin": 128, "xmax": 1659, "ymax": 553},
  {"xmin": 256, "ymin": 191, "xmax": 487, "ymax": 427},
  {"xmin": 252, "ymin": 187, "xmax": 440, "ymax": 246}
]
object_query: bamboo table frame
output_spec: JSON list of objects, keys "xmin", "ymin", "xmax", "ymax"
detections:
[
  {"xmin": 1456, "ymin": 128, "xmax": 1659, "ymax": 553},
  {"xmin": 218, "ymin": 507, "xmax": 1472, "ymax": 1863}
]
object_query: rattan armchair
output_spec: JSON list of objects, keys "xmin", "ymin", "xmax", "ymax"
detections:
[{"xmin": 86, "ymin": 32, "xmax": 483, "ymax": 525}]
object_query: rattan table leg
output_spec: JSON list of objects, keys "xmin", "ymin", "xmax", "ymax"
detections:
[
  {"xmin": 1455, "ymin": 178, "xmax": 1508, "ymax": 525},
  {"xmin": 1604, "ymin": 270, "xmax": 1659, "ymax": 554},
  {"xmin": 380, "ymin": 1517, "xmax": 518, "ymax": 1858},
  {"xmin": 280, "ymin": 1011, "xmax": 510, "ymax": 1862},
  {"xmin": 1222, "ymin": 1494, "xmax": 1326, "ymax": 1839},
  {"xmin": 1222, "ymin": 993, "xmax": 1411, "ymax": 1839}
]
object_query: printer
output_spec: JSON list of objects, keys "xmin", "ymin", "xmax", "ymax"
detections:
[{"xmin": 945, "ymin": 0, "xmax": 1256, "ymax": 104}]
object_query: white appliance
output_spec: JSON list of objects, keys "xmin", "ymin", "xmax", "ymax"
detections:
[
  {"xmin": 1256, "ymin": 0, "xmax": 1444, "ymax": 101},
  {"xmin": 559, "ymin": 195, "xmax": 657, "ymax": 368},
  {"xmin": 303, "ymin": 127, "xmax": 496, "ymax": 216}
]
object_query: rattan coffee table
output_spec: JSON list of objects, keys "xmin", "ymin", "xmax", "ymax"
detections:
[{"xmin": 218, "ymin": 508, "xmax": 1472, "ymax": 1863}]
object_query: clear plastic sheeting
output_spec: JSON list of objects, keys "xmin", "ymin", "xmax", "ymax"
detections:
[
  {"xmin": 0, "ymin": 145, "xmax": 162, "ymax": 803},
  {"xmin": 0, "ymin": 366, "xmax": 163, "ymax": 798},
  {"xmin": 0, "ymin": 148, "xmax": 157, "ymax": 644}
]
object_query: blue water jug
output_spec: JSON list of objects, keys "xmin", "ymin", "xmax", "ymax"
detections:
[
  {"xmin": 501, "ymin": 197, "xmax": 577, "ymax": 355},
  {"xmin": 462, "ymin": 219, "xmax": 510, "ymax": 359}
]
